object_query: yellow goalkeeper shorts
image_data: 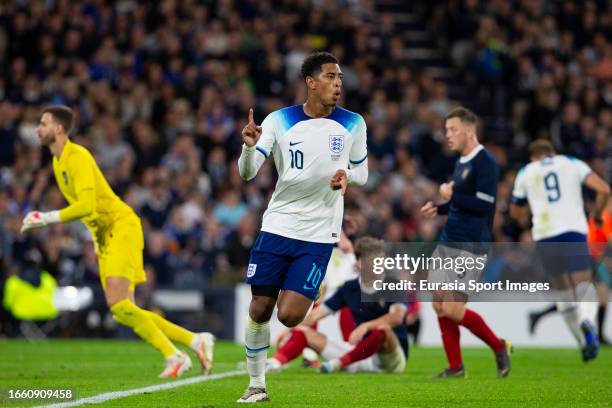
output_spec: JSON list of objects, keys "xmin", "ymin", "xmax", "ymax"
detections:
[{"xmin": 98, "ymin": 215, "xmax": 146, "ymax": 291}]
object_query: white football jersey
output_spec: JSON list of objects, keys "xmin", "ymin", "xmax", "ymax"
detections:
[
  {"xmin": 254, "ymin": 105, "xmax": 368, "ymax": 243},
  {"xmin": 512, "ymin": 155, "xmax": 592, "ymax": 240}
]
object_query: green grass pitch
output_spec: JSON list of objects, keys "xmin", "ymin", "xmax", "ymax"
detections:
[{"xmin": 0, "ymin": 339, "xmax": 610, "ymax": 407}]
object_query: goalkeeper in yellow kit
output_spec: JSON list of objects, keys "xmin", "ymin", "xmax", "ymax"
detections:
[{"xmin": 21, "ymin": 105, "xmax": 214, "ymax": 378}]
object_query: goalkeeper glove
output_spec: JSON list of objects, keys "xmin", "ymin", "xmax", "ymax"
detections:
[{"xmin": 20, "ymin": 210, "xmax": 61, "ymax": 233}]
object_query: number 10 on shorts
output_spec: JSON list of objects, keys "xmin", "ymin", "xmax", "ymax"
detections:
[{"xmin": 303, "ymin": 263, "xmax": 322, "ymax": 291}]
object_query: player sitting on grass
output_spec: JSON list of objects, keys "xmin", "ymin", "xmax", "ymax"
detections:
[
  {"xmin": 20, "ymin": 106, "xmax": 214, "ymax": 378},
  {"xmin": 266, "ymin": 236, "xmax": 408, "ymax": 374}
]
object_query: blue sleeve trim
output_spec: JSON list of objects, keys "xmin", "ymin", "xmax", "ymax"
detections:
[
  {"xmin": 256, "ymin": 146, "xmax": 269, "ymax": 158},
  {"xmin": 511, "ymin": 196, "xmax": 527, "ymax": 206},
  {"xmin": 350, "ymin": 154, "xmax": 367, "ymax": 165}
]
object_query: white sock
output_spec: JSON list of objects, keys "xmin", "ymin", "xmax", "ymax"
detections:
[
  {"xmin": 189, "ymin": 333, "xmax": 200, "ymax": 349},
  {"xmin": 575, "ymin": 282, "xmax": 599, "ymax": 326},
  {"xmin": 245, "ymin": 316, "xmax": 269, "ymax": 389},
  {"xmin": 328, "ymin": 358, "xmax": 342, "ymax": 371},
  {"xmin": 556, "ymin": 301, "xmax": 585, "ymax": 347}
]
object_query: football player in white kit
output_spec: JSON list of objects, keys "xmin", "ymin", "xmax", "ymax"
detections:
[
  {"xmin": 236, "ymin": 52, "xmax": 368, "ymax": 403},
  {"xmin": 510, "ymin": 139, "xmax": 610, "ymax": 361}
]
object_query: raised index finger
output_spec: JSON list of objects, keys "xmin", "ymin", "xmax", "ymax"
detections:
[{"xmin": 248, "ymin": 108, "xmax": 255, "ymax": 124}]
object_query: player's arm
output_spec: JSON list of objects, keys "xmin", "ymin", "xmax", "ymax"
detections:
[
  {"xmin": 301, "ymin": 304, "xmax": 332, "ymax": 327},
  {"xmin": 57, "ymin": 158, "xmax": 96, "ymax": 222},
  {"xmin": 21, "ymin": 154, "xmax": 96, "ymax": 232},
  {"xmin": 363, "ymin": 303, "xmax": 406, "ymax": 330},
  {"xmin": 421, "ymin": 180, "xmax": 456, "ymax": 218},
  {"xmin": 420, "ymin": 200, "xmax": 447, "ymax": 218},
  {"xmin": 572, "ymin": 157, "xmax": 611, "ymax": 226},
  {"xmin": 238, "ymin": 108, "xmax": 275, "ymax": 181},
  {"xmin": 584, "ymin": 172, "xmax": 611, "ymax": 226},
  {"xmin": 509, "ymin": 203, "xmax": 530, "ymax": 226},
  {"xmin": 347, "ymin": 114, "xmax": 368, "ymax": 187},
  {"xmin": 348, "ymin": 303, "xmax": 406, "ymax": 345},
  {"xmin": 509, "ymin": 167, "xmax": 530, "ymax": 226},
  {"xmin": 302, "ymin": 285, "xmax": 347, "ymax": 327}
]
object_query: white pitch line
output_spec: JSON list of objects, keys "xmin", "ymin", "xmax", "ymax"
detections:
[{"xmin": 33, "ymin": 370, "xmax": 244, "ymax": 408}]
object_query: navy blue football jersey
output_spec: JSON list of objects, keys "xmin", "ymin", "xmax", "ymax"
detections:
[{"xmin": 438, "ymin": 145, "xmax": 499, "ymax": 243}]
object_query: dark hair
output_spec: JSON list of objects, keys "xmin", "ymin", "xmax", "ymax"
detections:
[
  {"xmin": 528, "ymin": 139, "xmax": 555, "ymax": 158},
  {"xmin": 301, "ymin": 52, "xmax": 339, "ymax": 80},
  {"xmin": 445, "ymin": 107, "xmax": 478, "ymax": 125},
  {"xmin": 354, "ymin": 236, "xmax": 386, "ymax": 261},
  {"xmin": 42, "ymin": 105, "xmax": 74, "ymax": 135}
]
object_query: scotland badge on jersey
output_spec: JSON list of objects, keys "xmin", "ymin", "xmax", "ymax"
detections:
[{"xmin": 329, "ymin": 134, "xmax": 344, "ymax": 160}]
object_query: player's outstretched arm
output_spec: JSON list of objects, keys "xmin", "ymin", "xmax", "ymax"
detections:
[
  {"xmin": 20, "ymin": 210, "xmax": 61, "ymax": 233},
  {"xmin": 58, "ymin": 188, "xmax": 96, "ymax": 222},
  {"xmin": 301, "ymin": 304, "xmax": 332, "ymax": 327},
  {"xmin": 21, "ymin": 188, "xmax": 96, "ymax": 233},
  {"xmin": 348, "ymin": 304, "xmax": 406, "ymax": 344},
  {"xmin": 22, "ymin": 157, "xmax": 97, "ymax": 233}
]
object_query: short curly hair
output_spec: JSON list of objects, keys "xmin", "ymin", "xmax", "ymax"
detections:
[{"xmin": 300, "ymin": 51, "xmax": 339, "ymax": 80}]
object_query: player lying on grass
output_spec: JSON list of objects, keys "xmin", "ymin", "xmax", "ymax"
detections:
[
  {"xmin": 266, "ymin": 236, "xmax": 408, "ymax": 374},
  {"xmin": 21, "ymin": 106, "xmax": 214, "ymax": 378}
]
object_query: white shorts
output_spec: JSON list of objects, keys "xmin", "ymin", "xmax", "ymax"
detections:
[{"xmin": 321, "ymin": 338, "xmax": 406, "ymax": 373}]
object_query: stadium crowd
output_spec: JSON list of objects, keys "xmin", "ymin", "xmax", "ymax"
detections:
[{"xmin": 0, "ymin": 0, "xmax": 610, "ymax": 294}]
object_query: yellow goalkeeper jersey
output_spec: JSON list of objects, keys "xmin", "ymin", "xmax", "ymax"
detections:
[{"xmin": 52, "ymin": 140, "xmax": 136, "ymax": 241}]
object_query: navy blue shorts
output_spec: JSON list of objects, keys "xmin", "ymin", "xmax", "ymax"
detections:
[
  {"xmin": 537, "ymin": 232, "xmax": 591, "ymax": 277},
  {"xmin": 246, "ymin": 231, "xmax": 334, "ymax": 300}
]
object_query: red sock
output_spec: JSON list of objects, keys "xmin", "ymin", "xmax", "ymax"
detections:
[
  {"xmin": 339, "ymin": 329, "xmax": 386, "ymax": 367},
  {"xmin": 339, "ymin": 307, "xmax": 356, "ymax": 342},
  {"xmin": 274, "ymin": 329, "xmax": 307, "ymax": 364},
  {"xmin": 438, "ymin": 316, "xmax": 462, "ymax": 369},
  {"xmin": 460, "ymin": 309, "xmax": 504, "ymax": 353}
]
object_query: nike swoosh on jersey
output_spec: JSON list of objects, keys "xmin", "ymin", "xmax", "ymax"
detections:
[{"xmin": 289, "ymin": 141, "xmax": 303, "ymax": 146}]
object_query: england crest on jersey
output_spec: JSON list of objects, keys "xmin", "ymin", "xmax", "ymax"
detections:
[{"xmin": 329, "ymin": 135, "xmax": 344, "ymax": 160}]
